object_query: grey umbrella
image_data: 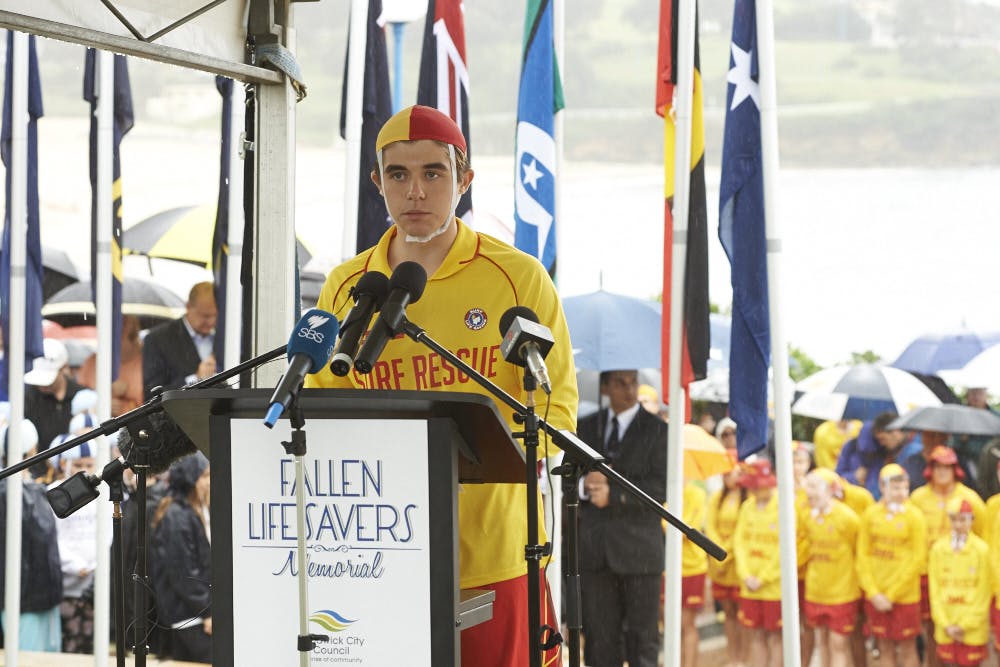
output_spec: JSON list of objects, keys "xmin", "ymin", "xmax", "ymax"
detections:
[
  {"xmin": 41, "ymin": 277, "xmax": 185, "ymax": 330},
  {"xmin": 888, "ymin": 404, "xmax": 1000, "ymax": 436}
]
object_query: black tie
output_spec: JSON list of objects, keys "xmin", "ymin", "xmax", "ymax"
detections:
[{"xmin": 606, "ymin": 415, "xmax": 621, "ymax": 461}]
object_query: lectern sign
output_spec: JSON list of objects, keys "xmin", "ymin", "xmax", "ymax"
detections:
[{"xmin": 228, "ymin": 419, "xmax": 431, "ymax": 665}]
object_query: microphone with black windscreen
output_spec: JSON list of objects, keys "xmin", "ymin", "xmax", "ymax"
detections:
[
  {"xmin": 354, "ymin": 262, "xmax": 428, "ymax": 374},
  {"xmin": 263, "ymin": 309, "xmax": 340, "ymax": 427},
  {"xmin": 499, "ymin": 306, "xmax": 555, "ymax": 394},
  {"xmin": 116, "ymin": 410, "xmax": 199, "ymax": 475},
  {"xmin": 330, "ymin": 271, "xmax": 390, "ymax": 376}
]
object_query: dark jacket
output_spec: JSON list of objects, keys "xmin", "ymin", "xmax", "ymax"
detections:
[
  {"xmin": 577, "ymin": 407, "xmax": 668, "ymax": 575},
  {"xmin": 142, "ymin": 317, "xmax": 202, "ymax": 399},
  {"xmin": 0, "ymin": 479, "xmax": 63, "ymax": 612}
]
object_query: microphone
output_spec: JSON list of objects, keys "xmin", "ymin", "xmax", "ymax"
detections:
[
  {"xmin": 263, "ymin": 309, "xmax": 340, "ymax": 427},
  {"xmin": 499, "ymin": 306, "xmax": 554, "ymax": 394},
  {"xmin": 330, "ymin": 271, "xmax": 390, "ymax": 376},
  {"xmin": 354, "ymin": 262, "xmax": 428, "ymax": 374},
  {"xmin": 117, "ymin": 410, "xmax": 198, "ymax": 475}
]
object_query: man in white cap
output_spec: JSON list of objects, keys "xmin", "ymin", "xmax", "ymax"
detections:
[{"xmin": 24, "ymin": 338, "xmax": 84, "ymax": 479}]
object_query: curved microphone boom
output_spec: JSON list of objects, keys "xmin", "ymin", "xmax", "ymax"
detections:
[
  {"xmin": 263, "ymin": 309, "xmax": 340, "ymax": 427},
  {"xmin": 499, "ymin": 306, "xmax": 555, "ymax": 394},
  {"xmin": 354, "ymin": 262, "xmax": 428, "ymax": 374},
  {"xmin": 330, "ymin": 271, "xmax": 390, "ymax": 376}
]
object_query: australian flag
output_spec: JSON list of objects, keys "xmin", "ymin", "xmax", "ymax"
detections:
[
  {"xmin": 0, "ymin": 32, "xmax": 45, "ymax": 401},
  {"xmin": 720, "ymin": 0, "xmax": 769, "ymax": 459},
  {"xmin": 417, "ymin": 0, "xmax": 473, "ymax": 220},
  {"xmin": 513, "ymin": 0, "xmax": 563, "ymax": 277}
]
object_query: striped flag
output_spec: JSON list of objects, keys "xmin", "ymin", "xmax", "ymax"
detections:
[
  {"xmin": 656, "ymin": 0, "xmax": 710, "ymax": 408},
  {"xmin": 417, "ymin": 0, "xmax": 473, "ymax": 220},
  {"xmin": 0, "ymin": 32, "xmax": 45, "ymax": 400},
  {"xmin": 513, "ymin": 0, "xmax": 563, "ymax": 276},
  {"xmin": 84, "ymin": 49, "xmax": 134, "ymax": 379},
  {"xmin": 212, "ymin": 75, "xmax": 233, "ymax": 368},
  {"xmin": 719, "ymin": 0, "xmax": 769, "ymax": 459},
  {"xmin": 339, "ymin": 0, "xmax": 393, "ymax": 253}
]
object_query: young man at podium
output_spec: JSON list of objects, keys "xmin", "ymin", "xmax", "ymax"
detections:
[{"xmin": 306, "ymin": 105, "xmax": 578, "ymax": 666}]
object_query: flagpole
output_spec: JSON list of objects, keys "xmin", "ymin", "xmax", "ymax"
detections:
[
  {"xmin": 94, "ymin": 47, "xmax": 115, "ymax": 667},
  {"xmin": 225, "ymin": 82, "xmax": 245, "ymax": 371},
  {"xmin": 755, "ymin": 0, "xmax": 799, "ymax": 664},
  {"xmin": 664, "ymin": 0, "xmax": 697, "ymax": 664},
  {"xmin": 341, "ymin": 0, "xmax": 369, "ymax": 260},
  {"xmin": 4, "ymin": 30, "xmax": 29, "ymax": 666}
]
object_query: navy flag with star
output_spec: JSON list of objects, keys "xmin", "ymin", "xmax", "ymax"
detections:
[
  {"xmin": 719, "ymin": 0, "xmax": 769, "ymax": 459},
  {"xmin": 513, "ymin": 0, "xmax": 563, "ymax": 277}
]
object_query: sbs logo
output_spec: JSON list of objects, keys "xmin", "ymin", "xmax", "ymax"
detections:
[{"xmin": 299, "ymin": 314, "xmax": 330, "ymax": 343}]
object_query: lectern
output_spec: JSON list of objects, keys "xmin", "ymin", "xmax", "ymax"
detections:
[{"xmin": 162, "ymin": 388, "xmax": 526, "ymax": 667}]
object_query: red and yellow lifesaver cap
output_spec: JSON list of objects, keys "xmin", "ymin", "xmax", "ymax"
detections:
[{"xmin": 376, "ymin": 105, "xmax": 467, "ymax": 154}]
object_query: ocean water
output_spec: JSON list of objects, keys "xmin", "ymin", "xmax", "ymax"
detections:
[{"xmin": 29, "ymin": 118, "xmax": 1000, "ymax": 368}]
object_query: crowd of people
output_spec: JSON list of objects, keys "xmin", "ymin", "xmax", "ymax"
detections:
[{"xmin": 0, "ymin": 282, "xmax": 218, "ymax": 662}]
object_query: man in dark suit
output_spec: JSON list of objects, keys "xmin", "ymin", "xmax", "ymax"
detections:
[
  {"xmin": 142, "ymin": 281, "xmax": 218, "ymax": 399},
  {"xmin": 578, "ymin": 369, "xmax": 668, "ymax": 667}
]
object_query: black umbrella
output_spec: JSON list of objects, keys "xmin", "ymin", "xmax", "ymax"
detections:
[
  {"xmin": 41, "ymin": 278, "xmax": 185, "ymax": 330},
  {"xmin": 0, "ymin": 245, "xmax": 81, "ymax": 300},
  {"xmin": 888, "ymin": 404, "xmax": 1000, "ymax": 436}
]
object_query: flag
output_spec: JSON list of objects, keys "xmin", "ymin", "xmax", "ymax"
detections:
[
  {"xmin": 212, "ymin": 75, "xmax": 233, "ymax": 368},
  {"xmin": 719, "ymin": 0, "xmax": 769, "ymax": 459},
  {"xmin": 513, "ymin": 0, "xmax": 563, "ymax": 276},
  {"xmin": 656, "ymin": 0, "xmax": 710, "ymax": 415},
  {"xmin": 417, "ymin": 0, "xmax": 473, "ymax": 220},
  {"xmin": 84, "ymin": 49, "xmax": 134, "ymax": 380},
  {"xmin": 340, "ymin": 0, "xmax": 393, "ymax": 253},
  {"xmin": 0, "ymin": 32, "xmax": 45, "ymax": 401}
]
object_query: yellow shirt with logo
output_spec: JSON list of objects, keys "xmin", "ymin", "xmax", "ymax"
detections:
[
  {"xmin": 928, "ymin": 533, "xmax": 991, "ymax": 647},
  {"xmin": 804, "ymin": 500, "xmax": 861, "ymax": 606},
  {"xmin": 306, "ymin": 220, "xmax": 578, "ymax": 588},
  {"xmin": 682, "ymin": 482, "xmax": 708, "ymax": 577},
  {"xmin": 734, "ymin": 494, "xmax": 781, "ymax": 601},
  {"xmin": 856, "ymin": 501, "xmax": 927, "ymax": 604},
  {"xmin": 909, "ymin": 483, "xmax": 985, "ymax": 574}
]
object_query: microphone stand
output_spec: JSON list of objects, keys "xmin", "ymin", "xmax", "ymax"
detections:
[
  {"xmin": 396, "ymin": 317, "xmax": 727, "ymax": 664},
  {"xmin": 279, "ymin": 396, "xmax": 329, "ymax": 665},
  {"xmin": 515, "ymin": 370, "xmax": 545, "ymax": 667}
]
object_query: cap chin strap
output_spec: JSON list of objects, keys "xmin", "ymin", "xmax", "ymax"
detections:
[{"xmin": 378, "ymin": 143, "xmax": 462, "ymax": 244}]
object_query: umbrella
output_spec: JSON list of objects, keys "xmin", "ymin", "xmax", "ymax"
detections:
[
  {"xmin": 299, "ymin": 269, "xmax": 326, "ymax": 313},
  {"xmin": 1, "ymin": 244, "xmax": 81, "ymax": 300},
  {"xmin": 42, "ymin": 278, "xmax": 185, "ymax": 330},
  {"xmin": 123, "ymin": 205, "xmax": 312, "ymax": 268},
  {"xmin": 943, "ymin": 345, "xmax": 1000, "ymax": 393},
  {"xmin": 681, "ymin": 424, "xmax": 734, "ymax": 480},
  {"xmin": 563, "ymin": 290, "xmax": 661, "ymax": 371},
  {"xmin": 791, "ymin": 363, "xmax": 942, "ymax": 421},
  {"xmin": 888, "ymin": 404, "xmax": 1000, "ymax": 436},
  {"xmin": 891, "ymin": 330, "xmax": 1000, "ymax": 375}
]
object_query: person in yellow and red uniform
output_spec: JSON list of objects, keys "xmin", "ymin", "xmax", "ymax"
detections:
[
  {"xmin": 305, "ymin": 105, "xmax": 578, "ymax": 667},
  {"xmin": 802, "ymin": 467, "xmax": 862, "ymax": 667},
  {"xmin": 928, "ymin": 498, "xmax": 990, "ymax": 667},
  {"xmin": 909, "ymin": 444, "xmax": 986, "ymax": 667},
  {"xmin": 733, "ymin": 460, "xmax": 782, "ymax": 667},
  {"xmin": 856, "ymin": 463, "xmax": 926, "ymax": 667},
  {"xmin": 706, "ymin": 449, "xmax": 747, "ymax": 667},
  {"xmin": 680, "ymin": 481, "xmax": 708, "ymax": 667}
]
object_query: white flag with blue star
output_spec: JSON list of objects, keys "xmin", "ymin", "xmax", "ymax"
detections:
[{"xmin": 514, "ymin": 0, "xmax": 563, "ymax": 275}]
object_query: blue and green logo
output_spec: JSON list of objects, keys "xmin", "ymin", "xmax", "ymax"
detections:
[{"xmin": 309, "ymin": 609, "xmax": 358, "ymax": 633}]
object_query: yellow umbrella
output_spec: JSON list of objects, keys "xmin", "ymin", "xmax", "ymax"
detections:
[
  {"xmin": 123, "ymin": 205, "xmax": 312, "ymax": 269},
  {"xmin": 681, "ymin": 423, "xmax": 734, "ymax": 480}
]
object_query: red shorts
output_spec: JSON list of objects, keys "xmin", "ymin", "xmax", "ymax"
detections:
[
  {"xmin": 682, "ymin": 574, "xmax": 706, "ymax": 609},
  {"xmin": 712, "ymin": 582, "xmax": 740, "ymax": 601},
  {"xmin": 864, "ymin": 600, "xmax": 920, "ymax": 641},
  {"xmin": 804, "ymin": 599, "xmax": 860, "ymax": 635},
  {"xmin": 937, "ymin": 642, "xmax": 988, "ymax": 666},
  {"xmin": 460, "ymin": 571, "xmax": 561, "ymax": 667},
  {"xmin": 992, "ymin": 606, "xmax": 1000, "ymax": 651},
  {"xmin": 920, "ymin": 575, "xmax": 931, "ymax": 621},
  {"xmin": 738, "ymin": 597, "xmax": 782, "ymax": 632}
]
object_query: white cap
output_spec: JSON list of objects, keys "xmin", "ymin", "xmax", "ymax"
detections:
[
  {"xmin": 2, "ymin": 419, "xmax": 39, "ymax": 455},
  {"xmin": 24, "ymin": 339, "xmax": 68, "ymax": 387},
  {"xmin": 71, "ymin": 389, "xmax": 99, "ymax": 416}
]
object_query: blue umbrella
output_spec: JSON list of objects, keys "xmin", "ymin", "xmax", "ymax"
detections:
[
  {"xmin": 891, "ymin": 330, "xmax": 1000, "ymax": 375},
  {"xmin": 562, "ymin": 290, "xmax": 661, "ymax": 371}
]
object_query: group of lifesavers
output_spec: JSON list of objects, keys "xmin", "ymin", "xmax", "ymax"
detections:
[{"xmin": 676, "ymin": 437, "xmax": 999, "ymax": 667}]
